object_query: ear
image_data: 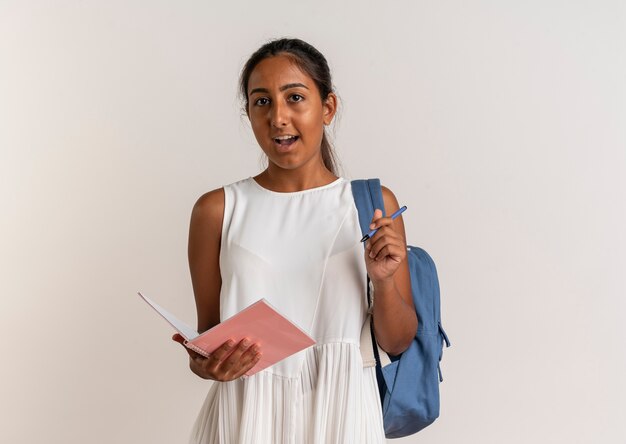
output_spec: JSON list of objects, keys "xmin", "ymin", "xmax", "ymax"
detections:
[{"xmin": 322, "ymin": 92, "xmax": 338, "ymax": 125}]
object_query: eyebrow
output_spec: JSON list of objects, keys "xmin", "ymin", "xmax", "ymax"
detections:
[{"xmin": 248, "ymin": 83, "xmax": 309, "ymax": 96}]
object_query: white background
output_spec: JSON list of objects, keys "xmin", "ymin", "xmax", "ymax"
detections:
[{"xmin": 1, "ymin": 1, "xmax": 625, "ymax": 443}]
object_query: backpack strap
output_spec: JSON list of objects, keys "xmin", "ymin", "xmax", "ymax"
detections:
[
  {"xmin": 351, "ymin": 179, "xmax": 392, "ymax": 372},
  {"xmin": 351, "ymin": 179, "xmax": 386, "ymax": 230}
]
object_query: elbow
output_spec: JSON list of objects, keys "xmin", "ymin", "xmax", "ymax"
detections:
[
  {"xmin": 385, "ymin": 314, "xmax": 417, "ymax": 356},
  {"xmin": 385, "ymin": 336, "xmax": 413, "ymax": 357}
]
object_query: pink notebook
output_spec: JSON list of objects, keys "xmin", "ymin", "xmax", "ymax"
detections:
[{"xmin": 137, "ymin": 292, "xmax": 316, "ymax": 376}]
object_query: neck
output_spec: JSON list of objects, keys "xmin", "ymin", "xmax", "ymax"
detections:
[{"xmin": 254, "ymin": 166, "xmax": 338, "ymax": 193}]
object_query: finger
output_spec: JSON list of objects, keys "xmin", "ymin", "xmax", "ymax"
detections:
[
  {"xmin": 368, "ymin": 224, "xmax": 395, "ymax": 243},
  {"xmin": 218, "ymin": 338, "xmax": 256, "ymax": 375},
  {"xmin": 369, "ymin": 209, "xmax": 384, "ymax": 229},
  {"xmin": 373, "ymin": 240, "xmax": 406, "ymax": 260},
  {"xmin": 196, "ymin": 347, "xmax": 235, "ymax": 379},
  {"xmin": 372, "ymin": 243, "xmax": 404, "ymax": 262},
  {"xmin": 367, "ymin": 234, "xmax": 404, "ymax": 260},
  {"xmin": 186, "ymin": 347, "xmax": 205, "ymax": 361},
  {"xmin": 369, "ymin": 216, "xmax": 398, "ymax": 235},
  {"xmin": 208, "ymin": 339, "xmax": 237, "ymax": 363},
  {"xmin": 367, "ymin": 228, "xmax": 401, "ymax": 255},
  {"xmin": 172, "ymin": 333, "xmax": 185, "ymax": 344},
  {"xmin": 172, "ymin": 334, "xmax": 205, "ymax": 360},
  {"xmin": 228, "ymin": 346, "xmax": 262, "ymax": 379}
]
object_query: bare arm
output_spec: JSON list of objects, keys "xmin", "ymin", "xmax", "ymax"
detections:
[
  {"xmin": 172, "ymin": 188, "xmax": 261, "ymax": 381},
  {"xmin": 365, "ymin": 186, "xmax": 417, "ymax": 355},
  {"xmin": 188, "ymin": 188, "xmax": 224, "ymax": 334}
]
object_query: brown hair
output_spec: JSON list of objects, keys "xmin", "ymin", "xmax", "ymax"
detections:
[{"xmin": 239, "ymin": 38, "xmax": 339, "ymax": 175}]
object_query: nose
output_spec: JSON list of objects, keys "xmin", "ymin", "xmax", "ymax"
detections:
[{"xmin": 270, "ymin": 100, "xmax": 289, "ymax": 127}]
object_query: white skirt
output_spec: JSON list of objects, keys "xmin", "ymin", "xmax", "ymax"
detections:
[{"xmin": 189, "ymin": 342, "xmax": 385, "ymax": 444}]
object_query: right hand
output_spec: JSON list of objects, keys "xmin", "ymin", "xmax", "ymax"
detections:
[{"xmin": 172, "ymin": 334, "xmax": 262, "ymax": 381}]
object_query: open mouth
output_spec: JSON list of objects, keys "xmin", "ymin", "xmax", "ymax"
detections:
[{"xmin": 273, "ymin": 135, "xmax": 299, "ymax": 147}]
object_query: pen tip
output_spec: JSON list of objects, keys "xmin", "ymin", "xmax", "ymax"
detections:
[{"xmin": 360, "ymin": 235, "xmax": 369, "ymax": 243}]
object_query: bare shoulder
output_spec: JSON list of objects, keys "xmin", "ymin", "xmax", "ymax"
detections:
[
  {"xmin": 381, "ymin": 185, "xmax": 401, "ymax": 214},
  {"xmin": 381, "ymin": 184, "xmax": 407, "ymax": 243},
  {"xmin": 191, "ymin": 188, "xmax": 225, "ymax": 234},
  {"xmin": 192, "ymin": 187, "xmax": 225, "ymax": 221},
  {"xmin": 189, "ymin": 187, "xmax": 225, "ymax": 255}
]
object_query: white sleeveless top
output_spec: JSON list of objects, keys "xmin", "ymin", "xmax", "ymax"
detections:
[{"xmin": 189, "ymin": 177, "xmax": 385, "ymax": 444}]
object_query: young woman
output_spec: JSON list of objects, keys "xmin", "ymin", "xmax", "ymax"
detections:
[{"xmin": 173, "ymin": 38, "xmax": 417, "ymax": 443}]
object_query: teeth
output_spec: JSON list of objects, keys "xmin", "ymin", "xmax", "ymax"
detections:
[{"xmin": 275, "ymin": 135, "xmax": 297, "ymax": 141}]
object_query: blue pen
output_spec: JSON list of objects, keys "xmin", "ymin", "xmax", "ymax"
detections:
[{"xmin": 360, "ymin": 205, "xmax": 408, "ymax": 242}]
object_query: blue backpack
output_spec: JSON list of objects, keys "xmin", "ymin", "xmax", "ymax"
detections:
[{"xmin": 351, "ymin": 179, "xmax": 451, "ymax": 438}]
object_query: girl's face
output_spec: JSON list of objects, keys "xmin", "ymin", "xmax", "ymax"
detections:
[{"xmin": 246, "ymin": 55, "xmax": 337, "ymax": 173}]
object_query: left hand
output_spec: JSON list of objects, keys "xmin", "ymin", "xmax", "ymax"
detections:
[{"xmin": 364, "ymin": 208, "xmax": 407, "ymax": 283}]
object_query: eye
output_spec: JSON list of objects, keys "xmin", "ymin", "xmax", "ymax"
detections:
[
  {"xmin": 254, "ymin": 97, "xmax": 270, "ymax": 106},
  {"xmin": 289, "ymin": 94, "xmax": 304, "ymax": 102}
]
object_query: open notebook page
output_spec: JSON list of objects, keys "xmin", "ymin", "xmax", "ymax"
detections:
[{"xmin": 137, "ymin": 291, "xmax": 199, "ymax": 340}]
